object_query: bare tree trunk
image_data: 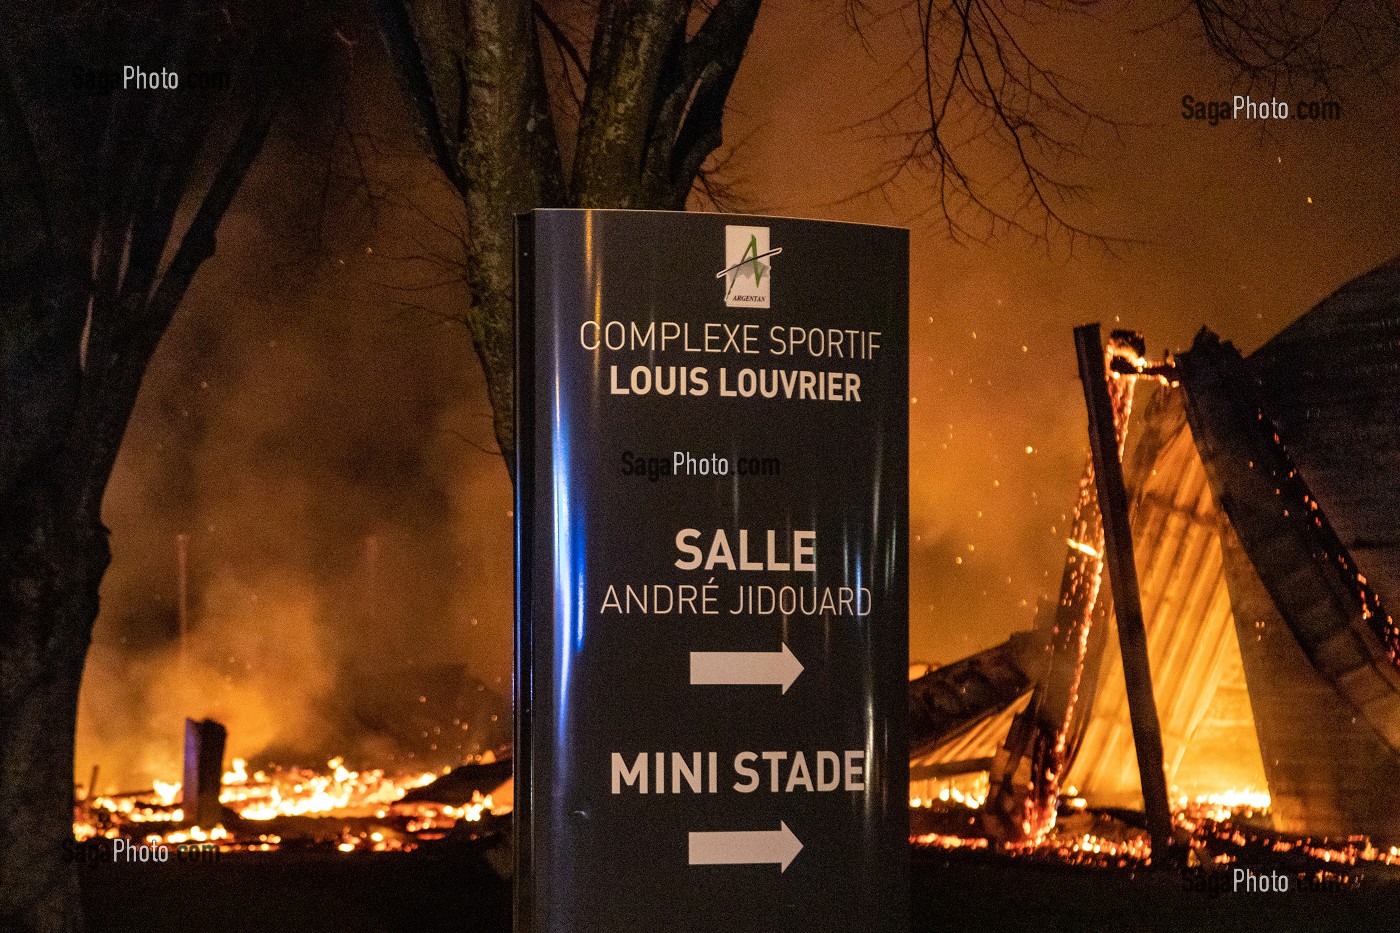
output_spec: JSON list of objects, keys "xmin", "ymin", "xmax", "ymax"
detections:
[
  {"xmin": 456, "ymin": 0, "xmax": 566, "ymax": 478},
  {"xmin": 0, "ymin": 475, "xmax": 108, "ymax": 932},
  {"xmin": 372, "ymin": 0, "xmax": 762, "ymax": 474},
  {"xmin": 0, "ymin": 5, "xmax": 294, "ymax": 927}
]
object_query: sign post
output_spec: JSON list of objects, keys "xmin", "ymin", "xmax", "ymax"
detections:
[{"xmin": 515, "ymin": 210, "xmax": 908, "ymax": 933}]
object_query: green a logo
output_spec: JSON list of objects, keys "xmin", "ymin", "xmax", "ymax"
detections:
[
  {"xmin": 719, "ymin": 225, "xmax": 780, "ymax": 307},
  {"xmin": 728, "ymin": 235, "xmax": 764, "ymax": 296}
]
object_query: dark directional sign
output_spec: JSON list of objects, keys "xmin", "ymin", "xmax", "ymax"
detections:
[{"xmin": 515, "ymin": 210, "xmax": 908, "ymax": 933}]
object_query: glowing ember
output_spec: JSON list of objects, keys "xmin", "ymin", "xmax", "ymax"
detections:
[
  {"xmin": 1065, "ymin": 539, "xmax": 1101, "ymax": 559},
  {"xmin": 912, "ymin": 833, "xmax": 988, "ymax": 850}
]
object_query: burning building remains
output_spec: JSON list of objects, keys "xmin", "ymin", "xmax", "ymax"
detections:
[
  {"xmin": 910, "ymin": 255, "xmax": 1400, "ymax": 856},
  {"xmin": 71, "ymin": 255, "xmax": 1400, "ymax": 879}
]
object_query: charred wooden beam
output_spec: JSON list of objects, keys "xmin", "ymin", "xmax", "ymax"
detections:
[
  {"xmin": 1074, "ymin": 323, "xmax": 1174, "ymax": 862},
  {"xmin": 983, "ymin": 332, "xmax": 1156, "ymax": 841},
  {"xmin": 908, "ymin": 629, "xmax": 1046, "ymax": 757},
  {"xmin": 910, "ymin": 756, "xmax": 996, "ymax": 782},
  {"xmin": 397, "ymin": 758, "xmax": 514, "ymax": 806}
]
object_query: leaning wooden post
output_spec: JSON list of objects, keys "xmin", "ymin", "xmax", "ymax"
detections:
[{"xmin": 1073, "ymin": 323, "xmax": 1174, "ymax": 862}]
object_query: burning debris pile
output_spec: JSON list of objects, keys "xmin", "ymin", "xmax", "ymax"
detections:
[
  {"xmin": 75, "ymin": 752, "xmax": 512, "ymax": 855},
  {"xmin": 73, "ymin": 656, "xmax": 514, "ymax": 859},
  {"xmin": 910, "ymin": 789, "xmax": 1400, "ymax": 883}
]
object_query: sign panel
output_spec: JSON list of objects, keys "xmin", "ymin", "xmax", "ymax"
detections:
[{"xmin": 515, "ymin": 210, "xmax": 908, "ymax": 933}]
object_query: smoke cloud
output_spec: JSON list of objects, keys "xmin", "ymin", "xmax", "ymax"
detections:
[{"xmin": 78, "ymin": 41, "xmax": 512, "ymax": 792}]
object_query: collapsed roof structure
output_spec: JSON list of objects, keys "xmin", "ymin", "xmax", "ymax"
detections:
[{"xmin": 910, "ymin": 256, "xmax": 1400, "ymax": 842}]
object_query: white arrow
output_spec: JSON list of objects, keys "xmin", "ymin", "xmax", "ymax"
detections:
[
  {"xmin": 689, "ymin": 822, "xmax": 804, "ymax": 872},
  {"xmin": 689, "ymin": 644, "xmax": 804, "ymax": 693}
]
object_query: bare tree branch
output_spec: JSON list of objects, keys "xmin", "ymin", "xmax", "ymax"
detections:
[
  {"xmin": 369, "ymin": 0, "xmax": 465, "ymax": 189},
  {"xmin": 661, "ymin": 0, "xmax": 762, "ymax": 207},
  {"xmin": 534, "ymin": 1, "xmax": 588, "ymax": 109},
  {"xmin": 848, "ymin": 0, "xmax": 1136, "ymax": 253},
  {"xmin": 1191, "ymin": 0, "xmax": 1400, "ymax": 91},
  {"xmin": 75, "ymin": 76, "xmax": 284, "ymax": 516}
]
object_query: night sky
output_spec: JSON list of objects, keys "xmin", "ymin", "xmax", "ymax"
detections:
[{"xmin": 79, "ymin": 3, "xmax": 1400, "ymax": 783}]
